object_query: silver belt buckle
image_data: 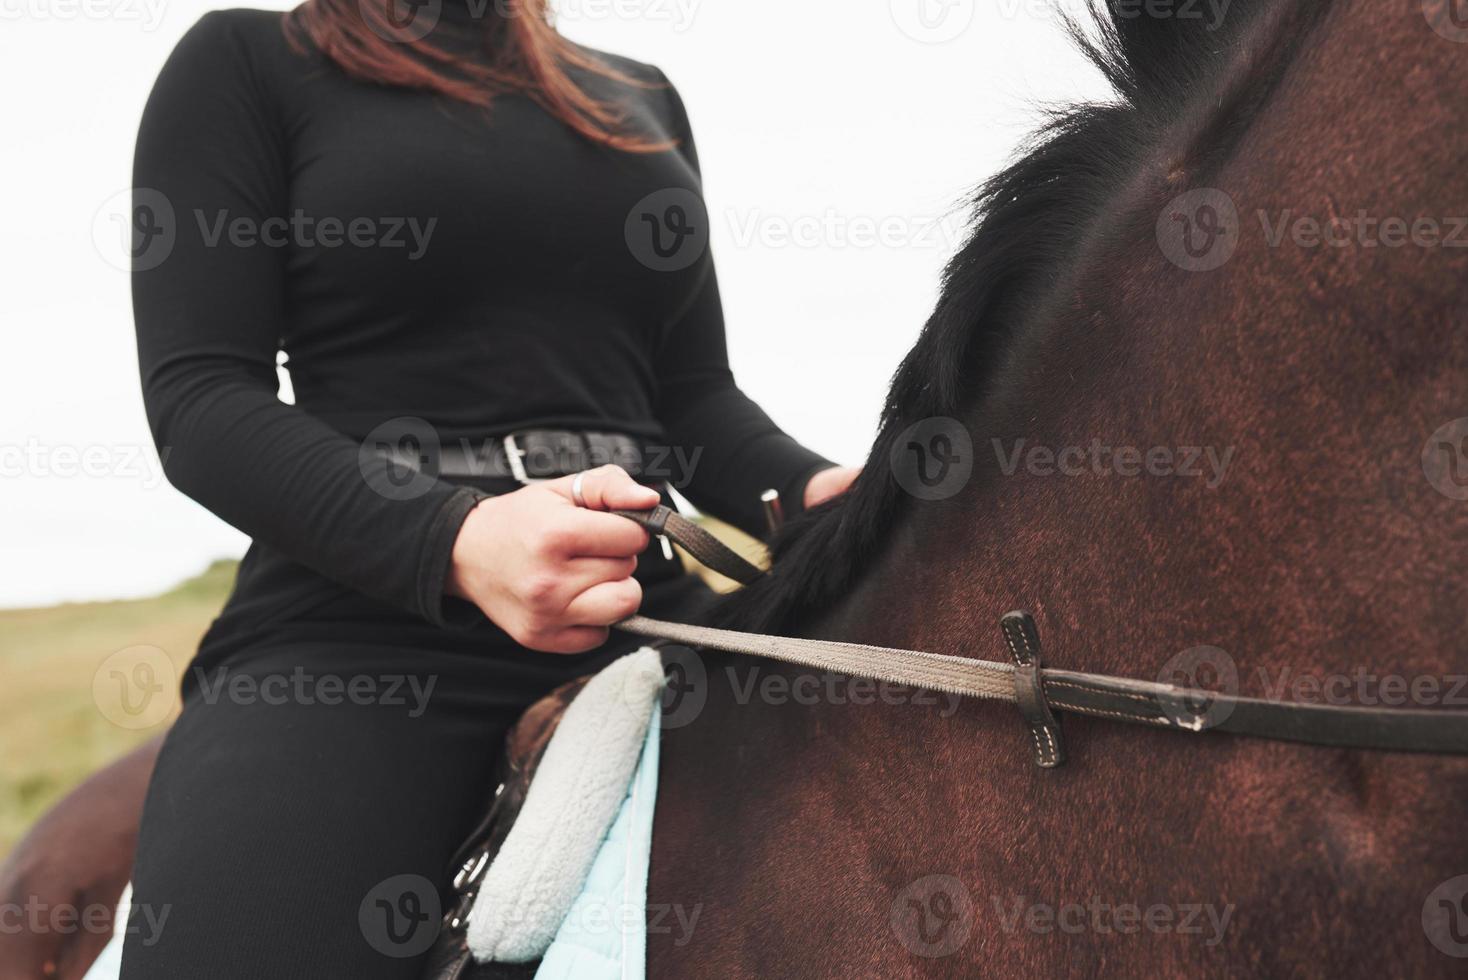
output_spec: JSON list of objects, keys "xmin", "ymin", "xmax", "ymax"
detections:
[{"xmin": 502, "ymin": 434, "xmax": 543, "ymax": 485}]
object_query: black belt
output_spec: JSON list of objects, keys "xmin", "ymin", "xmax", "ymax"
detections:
[{"xmin": 378, "ymin": 430, "xmax": 650, "ymax": 485}]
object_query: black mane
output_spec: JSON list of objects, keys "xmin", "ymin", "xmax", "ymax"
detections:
[{"xmin": 715, "ymin": 0, "xmax": 1283, "ymax": 633}]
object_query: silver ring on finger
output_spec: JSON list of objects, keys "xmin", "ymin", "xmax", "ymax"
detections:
[{"xmin": 571, "ymin": 471, "xmax": 588, "ymax": 508}]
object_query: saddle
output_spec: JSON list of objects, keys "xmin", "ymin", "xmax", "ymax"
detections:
[
  {"xmin": 423, "ymin": 674, "xmax": 591, "ymax": 980},
  {"xmin": 424, "ymin": 643, "xmax": 665, "ymax": 980}
]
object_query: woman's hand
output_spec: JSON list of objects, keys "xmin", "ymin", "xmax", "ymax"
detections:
[
  {"xmin": 804, "ymin": 465, "xmax": 861, "ymax": 509},
  {"xmin": 446, "ymin": 465, "xmax": 659, "ymax": 654}
]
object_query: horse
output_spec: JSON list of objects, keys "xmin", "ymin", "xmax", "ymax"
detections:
[
  {"xmin": 6, "ymin": 0, "xmax": 1468, "ymax": 976},
  {"xmin": 0, "ymin": 738, "xmax": 159, "ymax": 980},
  {"xmin": 645, "ymin": 0, "xmax": 1468, "ymax": 975}
]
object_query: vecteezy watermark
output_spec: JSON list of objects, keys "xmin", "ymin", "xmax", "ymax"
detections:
[
  {"xmin": 1255, "ymin": 666, "xmax": 1468, "ymax": 708},
  {"xmin": 0, "ymin": 0, "xmax": 168, "ymax": 28},
  {"xmin": 1422, "ymin": 418, "xmax": 1468, "ymax": 501},
  {"xmin": 1157, "ymin": 191, "xmax": 1468, "ymax": 271},
  {"xmin": 889, "ymin": 0, "xmax": 974, "ymax": 44},
  {"xmin": 891, "ymin": 417, "xmax": 974, "ymax": 501},
  {"xmin": 1258, "ymin": 209, "xmax": 1468, "ymax": 250},
  {"xmin": 1157, "ymin": 188, "xmax": 1240, "ymax": 272},
  {"xmin": 191, "ymin": 666, "xmax": 438, "ymax": 717},
  {"xmin": 1157, "ymin": 649, "xmax": 1468, "ymax": 719},
  {"xmin": 95, "ymin": 189, "xmax": 438, "ymax": 272},
  {"xmin": 724, "ymin": 208, "xmax": 965, "ymax": 252},
  {"xmin": 190, "ymin": 209, "xmax": 436, "ymax": 259},
  {"xmin": 625, "ymin": 187, "xmax": 708, "ymax": 273},
  {"xmin": 577, "ymin": 901, "xmax": 701, "ymax": 947},
  {"xmin": 94, "ymin": 188, "xmax": 177, "ymax": 272},
  {"xmin": 1423, "ymin": 0, "xmax": 1468, "ymax": 44},
  {"xmin": 360, "ymin": 0, "xmax": 704, "ymax": 37},
  {"xmin": 359, "ymin": 874, "xmax": 441, "ymax": 958},
  {"xmin": 992, "ymin": 439, "xmax": 1236, "ymax": 489},
  {"xmin": 360, "ymin": 0, "xmax": 440, "ymax": 43},
  {"xmin": 652, "ymin": 650, "xmax": 965, "ymax": 731},
  {"xmin": 92, "ymin": 645, "xmax": 178, "ymax": 730},
  {"xmin": 0, "ymin": 897, "xmax": 170, "ymax": 948},
  {"xmin": 359, "ymin": 417, "xmax": 442, "ymax": 502},
  {"xmin": 724, "ymin": 666, "xmax": 963, "ymax": 718},
  {"xmin": 991, "ymin": 895, "xmax": 1234, "ymax": 946},
  {"xmin": 548, "ymin": 0, "xmax": 703, "ymax": 32},
  {"xmin": 1424, "ymin": 875, "xmax": 1468, "ymax": 957},
  {"xmin": 987, "ymin": 0, "xmax": 1230, "ymax": 25},
  {"xmin": 657, "ymin": 645, "xmax": 707, "ymax": 730},
  {"xmin": 1156, "ymin": 646, "xmax": 1239, "ymax": 731},
  {"xmin": 1114, "ymin": 0, "xmax": 1232, "ymax": 31},
  {"xmin": 479, "ymin": 896, "xmax": 702, "ymax": 946},
  {"xmin": 0, "ymin": 439, "xmax": 171, "ymax": 489},
  {"xmin": 890, "ymin": 875, "xmax": 975, "ymax": 957}
]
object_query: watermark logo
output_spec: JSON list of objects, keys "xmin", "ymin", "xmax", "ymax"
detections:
[
  {"xmin": 1424, "ymin": 0, "xmax": 1468, "ymax": 43},
  {"xmin": 94, "ymin": 188, "xmax": 175, "ymax": 273},
  {"xmin": 625, "ymin": 188, "xmax": 709, "ymax": 273},
  {"xmin": 1157, "ymin": 188, "xmax": 1239, "ymax": 272},
  {"xmin": 658, "ymin": 645, "xmax": 707, "ymax": 730},
  {"xmin": 362, "ymin": 0, "xmax": 441, "ymax": 42},
  {"xmin": 890, "ymin": 875, "xmax": 974, "ymax": 957},
  {"xmin": 891, "ymin": 417, "xmax": 974, "ymax": 501},
  {"xmin": 1425, "ymin": 875, "xmax": 1468, "ymax": 957},
  {"xmin": 359, "ymin": 417, "xmax": 442, "ymax": 501},
  {"xmin": 1422, "ymin": 418, "xmax": 1468, "ymax": 501},
  {"xmin": 1156, "ymin": 646, "xmax": 1238, "ymax": 731},
  {"xmin": 889, "ymin": 0, "xmax": 974, "ymax": 44},
  {"xmin": 615, "ymin": 650, "xmax": 668, "ymax": 725},
  {"xmin": 359, "ymin": 874, "xmax": 441, "ymax": 958},
  {"xmin": 92, "ymin": 645, "xmax": 177, "ymax": 729}
]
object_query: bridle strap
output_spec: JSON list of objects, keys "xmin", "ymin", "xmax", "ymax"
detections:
[
  {"xmin": 617, "ymin": 614, "xmax": 1017, "ymax": 703},
  {"xmin": 1041, "ymin": 667, "xmax": 1468, "ymax": 754},
  {"xmin": 612, "ymin": 507, "xmax": 764, "ymax": 586},
  {"xmin": 616, "ymin": 615, "xmax": 1468, "ymax": 757},
  {"xmin": 610, "ymin": 506, "xmax": 1468, "ymax": 761}
]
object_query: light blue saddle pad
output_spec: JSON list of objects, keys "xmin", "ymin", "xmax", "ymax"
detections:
[{"xmin": 535, "ymin": 699, "xmax": 661, "ymax": 980}]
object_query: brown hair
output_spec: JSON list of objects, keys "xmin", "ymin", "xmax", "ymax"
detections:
[{"xmin": 285, "ymin": 0, "xmax": 670, "ymax": 152}]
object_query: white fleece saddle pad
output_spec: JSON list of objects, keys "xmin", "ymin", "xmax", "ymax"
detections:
[{"xmin": 469, "ymin": 646, "xmax": 664, "ymax": 964}]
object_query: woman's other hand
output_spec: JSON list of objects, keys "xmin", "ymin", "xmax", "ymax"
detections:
[
  {"xmin": 803, "ymin": 465, "xmax": 861, "ymax": 509},
  {"xmin": 447, "ymin": 465, "xmax": 659, "ymax": 653}
]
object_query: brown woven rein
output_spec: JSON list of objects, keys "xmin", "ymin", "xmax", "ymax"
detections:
[{"xmin": 610, "ymin": 506, "xmax": 1468, "ymax": 767}]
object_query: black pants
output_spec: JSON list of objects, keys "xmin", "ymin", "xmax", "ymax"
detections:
[{"xmin": 120, "ymin": 542, "xmax": 708, "ymax": 979}]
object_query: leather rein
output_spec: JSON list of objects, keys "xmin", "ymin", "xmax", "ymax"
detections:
[{"xmin": 611, "ymin": 506, "xmax": 1468, "ymax": 768}]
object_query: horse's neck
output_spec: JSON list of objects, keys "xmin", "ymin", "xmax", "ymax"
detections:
[{"xmin": 817, "ymin": 0, "xmax": 1468, "ymax": 697}]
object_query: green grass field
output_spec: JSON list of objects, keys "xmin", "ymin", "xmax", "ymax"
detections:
[{"xmin": 0, "ymin": 560, "xmax": 237, "ymax": 859}]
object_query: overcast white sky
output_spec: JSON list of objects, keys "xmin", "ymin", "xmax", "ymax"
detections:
[{"xmin": 0, "ymin": 0, "xmax": 1109, "ymax": 608}]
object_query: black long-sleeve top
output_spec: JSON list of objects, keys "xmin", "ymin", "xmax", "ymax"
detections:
[{"xmin": 133, "ymin": 9, "xmax": 830, "ymax": 628}]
